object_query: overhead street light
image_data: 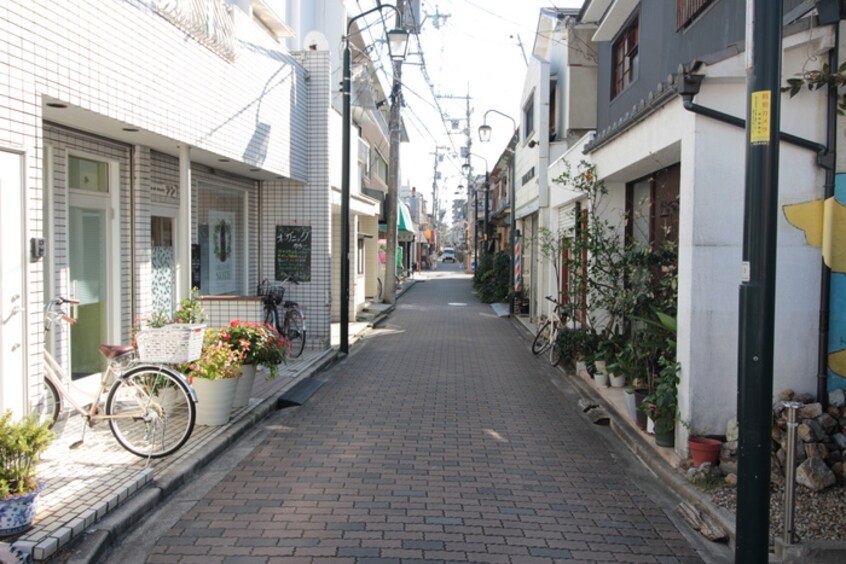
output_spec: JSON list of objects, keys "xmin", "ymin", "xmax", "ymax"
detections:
[
  {"xmin": 478, "ymin": 109, "xmax": 517, "ymax": 315},
  {"xmin": 341, "ymin": 5, "xmax": 409, "ymax": 354}
]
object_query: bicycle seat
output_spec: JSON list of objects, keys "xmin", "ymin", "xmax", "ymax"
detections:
[
  {"xmin": 99, "ymin": 344, "xmax": 134, "ymax": 360},
  {"xmin": 284, "ymin": 300, "xmax": 298, "ymax": 308}
]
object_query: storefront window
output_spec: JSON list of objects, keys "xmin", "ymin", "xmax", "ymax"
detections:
[{"xmin": 197, "ymin": 183, "xmax": 246, "ymax": 295}]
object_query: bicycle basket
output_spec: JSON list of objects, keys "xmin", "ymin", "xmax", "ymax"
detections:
[
  {"xmin": 257, "ymin": 280, "xmax": 286, "ymax": 304},
  {"xmin": 135, "ymin": 324, "xmax": 206, "ymax": 363}
]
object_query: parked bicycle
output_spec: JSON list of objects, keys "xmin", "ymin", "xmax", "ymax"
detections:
[
  {"xmin": 257, "ymin": 275, "xmax": 306, "ymax": 358},
  {"xmin": 32, "ymin": 297, "xmax": 198, "ymax": 458},
  {"xmin": 531, "ymin": 296, "xmax": 567, "ymax": 366}
]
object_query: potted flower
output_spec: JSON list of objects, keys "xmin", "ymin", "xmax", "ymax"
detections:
[
  {"xmin": 222, "ymin": 321, "xmax": 289, "ymax": 409},
  {"xmin": 180, "ymin": 329, "xmax": 242, "ymax": 425},
  {"xmin": 0, "ymin": 410, "xmax": 55, "ymax": 536},
  {"xmin": 640, "ymin": 357, "xmax": 679, "ymax": 447}
]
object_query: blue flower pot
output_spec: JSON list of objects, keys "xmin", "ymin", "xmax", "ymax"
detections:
[{"xmin": 0, "ymin": 481, "xmax": 45, "ymax": 537}]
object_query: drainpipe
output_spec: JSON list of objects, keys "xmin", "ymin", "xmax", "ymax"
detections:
[
  {"xmin": 678, "ymin": 69, "xmax": 833, "ymax": 407},
  {"xmin": 679, "ymin": 72, "xmax": 827, "ymax": 156}
]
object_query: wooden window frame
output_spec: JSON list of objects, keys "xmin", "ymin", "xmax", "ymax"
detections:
[{"xmin": 612, "ymin": 15, "xmax": 639, "ymax": 98}]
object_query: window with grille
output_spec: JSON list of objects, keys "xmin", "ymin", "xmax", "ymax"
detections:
[
  {"xmin": 676, "ymin": 0, "xmax": 716, "ymax": 30},
  {"xmin": 612, "ymin": 16, "xmax": 639, "ymax": 98}
]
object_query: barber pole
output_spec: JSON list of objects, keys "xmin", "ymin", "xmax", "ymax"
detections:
[{"xmin": 514, "ymin": 238, "xmax": 522, "ymax": 293}]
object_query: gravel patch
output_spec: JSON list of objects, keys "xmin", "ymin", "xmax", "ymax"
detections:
[{"xmin": 709, "ymin": 481, "xmax": 846, "ymax": 543}]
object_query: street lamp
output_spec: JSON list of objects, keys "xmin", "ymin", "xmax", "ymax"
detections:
[
  {"xmin": 462, "ymin": 154, "xmax": 491, "ymax": 270},
  {"xmin": 341, "ymin": 5, "xmax": 409, "ymax": 354},
  {"xmin": 478, "ymin": 109, "xmax": 517, "ymax": 315}
]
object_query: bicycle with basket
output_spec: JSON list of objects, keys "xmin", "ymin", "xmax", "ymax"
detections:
[{"xmin": 35, "ymin": 296, "xmax": 201, "ymax": 459}]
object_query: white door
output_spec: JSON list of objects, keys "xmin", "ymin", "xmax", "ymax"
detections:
[
  {"xmin": 67, "ymin": 154, "xmax": 118, "ymax": 380},
  {"xmin": 0, "ymin": 150, "xmax": 26, "ymax": 416}
]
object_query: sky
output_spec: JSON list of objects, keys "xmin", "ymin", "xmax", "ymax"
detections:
[{"xmin": 393, "ymin": 0, "xmax": 584, "ymax": 221}]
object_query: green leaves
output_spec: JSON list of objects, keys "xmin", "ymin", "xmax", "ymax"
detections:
[{"xmin": 0, "ymin": 411, "xmax": 55, "ymax": 498}]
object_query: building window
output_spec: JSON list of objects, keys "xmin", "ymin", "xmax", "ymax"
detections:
[
  {"xmin": 373, "ymin": 152, "xmax": 388, "ymax": 183},
  {"xmin": 523, "ymin": 95, "xmax": 535, "ymax": 143},
  {"xmin": 197, "ymin": 183, "xmax": 246, "ymax": 296},
  {"xmin": 676, "ymin": 0, "xmax": 716, "ymax": 30},
  {"xmin": 612, "ymin": 15, "xmax": 639, "ymax": 98},
  {"xmin": 549, "ymin": 78, "xmax": 558, "ymax": 142}
]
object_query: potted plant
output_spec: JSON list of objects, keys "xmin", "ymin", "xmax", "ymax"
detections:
[
  {"xmin": 680, "ymin": 419, "xmax": 723, "ymax": 466},
  {"xmin": 222, "ymin": 320, "xmax": 289, "ymax": 409},
  {"xmin": 0, "ymin": 410, "xmax": 55, "ymax": 536},
  {"xmin": 640, "ymin": 357, "xmax": 679, "ymax": 447},
  {"xmin": 180, "ymin": 328, "xmax": 242, "ymax": 425}
]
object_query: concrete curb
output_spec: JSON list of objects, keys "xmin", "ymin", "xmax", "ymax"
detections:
[{"xmin": 61, "ymin": 348, "xmax": 339, "ymax": 564}]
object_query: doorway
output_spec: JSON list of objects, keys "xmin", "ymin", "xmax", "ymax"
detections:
[
  {"xmin": 67, "ymin": 154, "xmax": 119, "ymax": 380},
  {"xmin": 0, "ymin": 150, "xmax": 26, "ymax": 415}
]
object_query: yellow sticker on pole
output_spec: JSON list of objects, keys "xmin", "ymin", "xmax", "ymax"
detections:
[{"xmin": 750, "ymin": 90, "xmax": 771, "ymax": 144}]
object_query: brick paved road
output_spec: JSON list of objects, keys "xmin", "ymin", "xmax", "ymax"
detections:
[{"xmin": 136, "ymin": 270, "xmax": 718, "ymax": 563}]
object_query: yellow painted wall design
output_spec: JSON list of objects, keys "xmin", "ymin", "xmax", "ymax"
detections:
[{"xmin": 784, "ymin": 196, "xmax": 846, "ymax": 379}]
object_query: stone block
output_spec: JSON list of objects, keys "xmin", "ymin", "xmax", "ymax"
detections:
[{"xmin": 796, "ymin": 457, "xmax": 836, "ymax": 492}]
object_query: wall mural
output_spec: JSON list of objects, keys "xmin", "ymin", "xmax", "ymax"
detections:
[{"xmin": 783, "ymin": 175, "xmax": 846, "ymax": 390}]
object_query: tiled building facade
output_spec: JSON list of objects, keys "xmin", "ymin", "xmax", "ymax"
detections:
[{"xmin": 0, "ymin": 0, "xmax": 348, "ymax": 417}]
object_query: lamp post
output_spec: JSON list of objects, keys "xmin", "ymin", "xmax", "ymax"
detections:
[
  {"xmin": 341, "ymin": 5, "xmax": 408, "ymax": 354},
  {"xmin": 462, "ymin": 153, "xmax": 490, "ymax": 270},
  {"xmin": 479, "ymin": 110, "xmax": 517, "ymax": 314}
]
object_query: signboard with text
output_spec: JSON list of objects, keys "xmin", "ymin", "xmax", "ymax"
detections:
[{"xmin": 275, "ymin": 225, "xmax": 311, "ymax": 282}]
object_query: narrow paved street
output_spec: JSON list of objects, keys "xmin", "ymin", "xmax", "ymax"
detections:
[{"xmin": 107, "ymin": 268, "xmax": 723, "ymax": 563}]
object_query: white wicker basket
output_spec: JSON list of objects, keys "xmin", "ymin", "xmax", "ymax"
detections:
[{"xmin": 136, "ymin": 324, "xmax": 206, "ymax": 363}]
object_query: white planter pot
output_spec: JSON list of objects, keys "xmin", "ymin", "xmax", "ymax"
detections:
[
  {"xmin": 594, "ymin": 360, "xmax": 607, "ymax": 374},
  {"xmin": 609, "ymin": 372, "xmax": 626, "ymax": 388},
  {"xmin": 623, "ymin": 388, "xmax": 638, "ymax": 421},
  {"xmin": 593, "ymin": 371, "xmax": 609, "ymax": 388},
  {"xmin": 647, "ymin": 416, "xmax": 655, "ymax": 435},
  {"xmin": 192, "ymin": 377, "xmax": 239, "ymax": 426},
  {"xmin": 232, "ymin": 364, "xmax": 257, "ymax": 410}
]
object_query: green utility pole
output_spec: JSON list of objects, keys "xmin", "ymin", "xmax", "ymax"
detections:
[{"xmin": 736, "ymin": 1, "xmax": 782, "ymax": 561}]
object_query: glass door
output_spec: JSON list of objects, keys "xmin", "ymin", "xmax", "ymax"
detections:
[{"xmin": 68, "ymin": 155, "xmax": 113, "ymax": 380}]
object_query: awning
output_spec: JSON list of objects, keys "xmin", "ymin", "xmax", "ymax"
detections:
[{"xmin": 380, "ymin": 202, "xmax": 415, "ymax": 236}]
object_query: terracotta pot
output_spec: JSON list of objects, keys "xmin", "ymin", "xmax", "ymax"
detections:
[{"xmin": 688, "ymin": 436, "xmax": 722, "ymax": 466}]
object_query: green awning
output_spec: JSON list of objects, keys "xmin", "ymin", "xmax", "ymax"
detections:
[{"xmin": 380, "ymin": 202, "xmax": 414, "ymax": 233}]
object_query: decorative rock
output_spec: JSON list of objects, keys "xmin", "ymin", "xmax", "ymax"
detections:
[
  {"xmin": 778, "ymin": 389, "xmax": 795, "ymax": 401},
  {"xmin": 796, "ymin": 457, "xmax": 837, "ymax": 492},
  {"xmin": 816, "ymin": 413, "xmax": 838, "ymax": 433},
  {"xmin": 804, "ymin": 442, "xmax": 828, "ymax": 460},
  {"xmin": 798, "ymin": 423, "xmax": 816, "ymax": 443},
  {"xmin": 720, "ymin": 460, "xmax": 738, "ymax": 476},
  {"xmin": 805, "ymin": 418, "xmax": 827, "ymax": 441},
  {"xmin": 833, "ymin": 432, "xmax": 846, "ymax": 450},
  {"xmin": 725, "ymin": 473, "xmax": 738, "ymax": 486},
  {"xmin": 795, "ymin": 393, "xmax": 815, "ymax": 404},
  {"xmin": 799, "ymin": 402, "xmax": 823, "ymax": 419},
  {"xmin": 830, "ymin": 388, "xmax": 846, "ymax": 408},
  {"xmin": 726, "ymin": 418, "xmax": 739, "ymax": 442}
]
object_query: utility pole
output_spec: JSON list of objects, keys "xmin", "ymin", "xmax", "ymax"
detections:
[
  {"xmin": 384, "ymin": 0, "xmax": 405, "ymax": 304},
  {"xmin": 439, "ymin": 91, "xmax": 473, "ymax": 268},
  {"xmin": 735, "ymin": 1, "xmax": 782, "ymax": 561},
  {"xmin": 428, "ymin": 146, "xmax": 450, "ymax": 255}
]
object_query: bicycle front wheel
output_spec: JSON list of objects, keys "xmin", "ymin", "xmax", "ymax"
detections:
[
  {"xmin": 284, "ymin": 308, "xmax": 306, "ymax": 359},
  {"xmin": 107, "ymin": 365, "xmax": 196, "ymax": 458},
  {"xmin": 531, "ymin": 321, "xmax": 552, "ymax": 355}
]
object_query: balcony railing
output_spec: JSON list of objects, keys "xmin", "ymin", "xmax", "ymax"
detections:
[{"xmin": 157, "ymin": 0, "xmax": 236, "ymax": 61}]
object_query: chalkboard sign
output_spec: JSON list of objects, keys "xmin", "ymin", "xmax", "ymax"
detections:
[{"xmin": 275, "ymin": 225, "xmax": 311, "ymax": 282}]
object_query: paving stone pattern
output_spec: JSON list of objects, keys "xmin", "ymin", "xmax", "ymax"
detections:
[{"xmin": 150, "ymin": 274, "xmax": 704, "ymax": 563}]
